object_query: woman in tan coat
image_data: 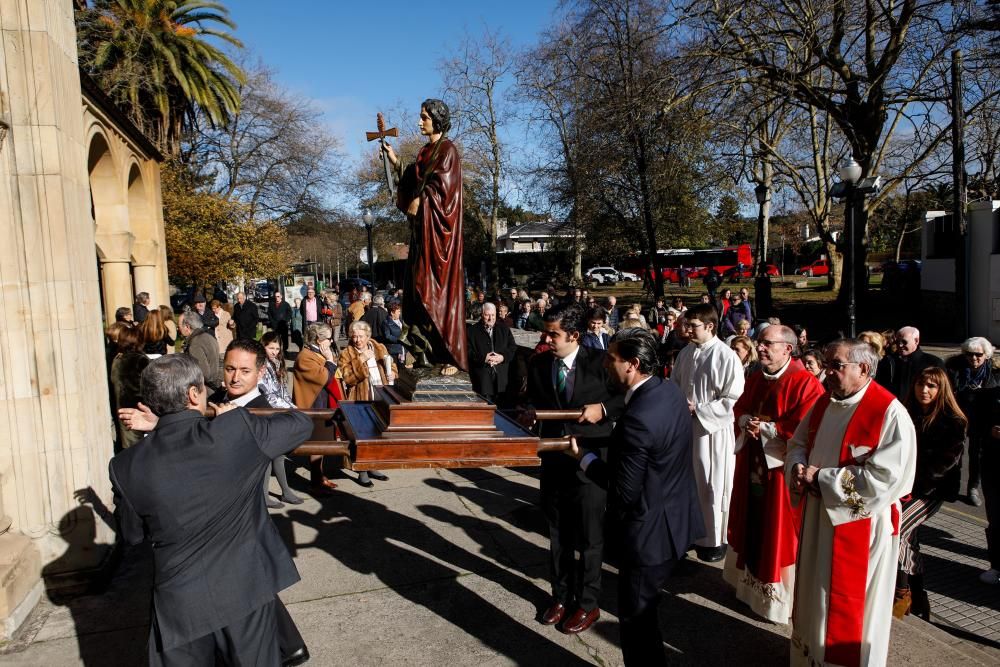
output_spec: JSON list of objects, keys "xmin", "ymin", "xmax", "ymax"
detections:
[
  {"xmin": 293, "ymin": 322, "xmax": 340, "ymax": 495},
  {"xmin": 338, "ymin": 320, "xmax": 396, "ymax": 487},
  {"xmin": 212, "ymin": 299, "xmax": 234, "ymax": 355}
]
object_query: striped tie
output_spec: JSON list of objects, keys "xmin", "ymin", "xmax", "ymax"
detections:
[{"xmin": 557, "ymin": 359, "xmax": 568, "ymax": 401}]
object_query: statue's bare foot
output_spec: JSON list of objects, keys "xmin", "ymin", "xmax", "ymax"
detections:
[{"xmin": 440, "ymin": 364, "xmax": 458, "ymax": 376}]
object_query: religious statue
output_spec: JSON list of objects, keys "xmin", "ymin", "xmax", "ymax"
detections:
[{"xmin": 381, "ymin": 99, "xmax": 467, "ymax": 375}]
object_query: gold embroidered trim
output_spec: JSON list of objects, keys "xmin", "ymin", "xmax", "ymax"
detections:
[
  {"xmin": 841, "ymin": 469, "xmax": 869, "ymax": 518},
  {"xmin": 740, "ymin": 569, "xmax": 780, "ymax": 602}
]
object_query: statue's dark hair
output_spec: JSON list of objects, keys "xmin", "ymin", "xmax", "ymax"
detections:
[
  {"xmin": 544, "ymin": 302, "xmax": 585, "ymax": 335},
  {"xmin": 610, "ymin": 327, "xmax": 661, "ymax": 376},
  {"xmin": 422, "ymin": 98, "xmax": 451, "ymax": 134}
]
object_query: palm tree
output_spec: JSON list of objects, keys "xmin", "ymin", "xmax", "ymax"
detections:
[{"xmin": 77, "ymin": 0, "xmax": 245, "ymax": 154}]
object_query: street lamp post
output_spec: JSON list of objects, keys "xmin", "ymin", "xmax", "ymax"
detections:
[
  {"xmin": 833, "ymin": 157, "xmax": 863, "ymax": 338},
  {"xmin": 753, "ymin": 183, "xmax": 773, "ymax": 318},
  {"xmin": 362, "ymin": 209, "xmax": 376, "ymax": 289}
]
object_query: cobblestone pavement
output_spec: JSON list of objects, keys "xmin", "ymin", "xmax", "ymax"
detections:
[{"xmin": 921, "ymin": 505, "xmax": 1000, "ymax": 660}]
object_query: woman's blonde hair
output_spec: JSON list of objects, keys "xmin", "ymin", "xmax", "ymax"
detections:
[
  {"xmin": 730, "ymin": 335, "xmax": 758, "ymax": 365},
  {"xmin": 858, "ymin": 330, "xmax": 886, "ymax": 358}
]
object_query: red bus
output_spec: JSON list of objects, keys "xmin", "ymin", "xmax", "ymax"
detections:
[{"xmin": 627, "ymin": 245, "xmax": 755, "ymax": 284}]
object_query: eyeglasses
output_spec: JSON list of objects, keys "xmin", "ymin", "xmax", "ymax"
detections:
[
  {"xmin": 681, "ymin": 322, "xmax": 705, "ymax": 330},
  {"xmin": 824, "ymin": 360, "xmax": 860, "ymax": 371},
  {"xmin": 965, "ymin": 351, "xmax": 985, "ymax": 359}
]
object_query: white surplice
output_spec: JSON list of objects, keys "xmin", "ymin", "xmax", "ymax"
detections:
[
  {"xmin": 785, "ymin": 381, "xmax": 916, "ymax": 667},
  {"xmin": 671, "ymin": 335, "xmax": 745, "ymax": 547}
]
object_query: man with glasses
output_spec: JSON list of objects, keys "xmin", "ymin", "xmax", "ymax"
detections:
[
  {"xmin": 724, "ymin": 326, "xmax": 824, "ymax": 622},
  {"xmin": 785, "ymin": 339, "xmax": 916, "ymax": 667},
  {"xmin": 671, "ymin": 303, "xmax": 745, "ymax": 562}
]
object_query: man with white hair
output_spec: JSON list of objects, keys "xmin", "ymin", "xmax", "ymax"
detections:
[
  {"xmin": 361, "ymin": 293, "xmax": 389, "ymax": 344},
  {"xmin": 467, "ymin": 302, "xmax": 517, "ymax": 403},
  {"xmin": 885, "ymin": 325, "xmax": 942, "ymax": 398},
  {"xmin": 786, "ymin": 339, "xmax": 917, "ymax": 666}
]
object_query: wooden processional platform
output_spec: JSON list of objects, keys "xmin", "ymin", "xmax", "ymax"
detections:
[{"xmin": 261, "ymin": 368, "xmax": 574, "ymax": 471}]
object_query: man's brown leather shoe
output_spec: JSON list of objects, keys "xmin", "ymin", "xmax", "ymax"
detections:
[
  {"xmin": 561, "ymin": 607, "xmax": 600, "ymax": 634},
  {"xmin": 540, "ymin": 601, "xmax": 566, "ymax": 625}
]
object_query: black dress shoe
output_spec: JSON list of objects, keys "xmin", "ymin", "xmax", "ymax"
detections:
[
  {"xmin": 368, "ymin": 470, "xmax": 389, "ymax": 481},
  {"xmin": 356, "ymin": 472, "xmax": 374, "ymax": 488},
  {"xmin": 540, "ymin": 601, "xmax": 566, "ymax": 625},
  {"xmin": 695, "ymin": 544, "xmax": 727, "ymax": 563},
  {"xmin": 561, "ymin": 607, "xmax": 600, "ymax": 634},
  {"xmin": 282, "ymin": 646, "xmax": 310, "ymax": 666}
]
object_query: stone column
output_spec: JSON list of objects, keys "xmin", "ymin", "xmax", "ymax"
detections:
[
  {"xmin": 131, "ymin": 239, "xmax": 160, "ymax": 306},
  {"xmin": 97, "ymin": 231, "xmax": 135, "ymax": 318},
  {"xmin": 0, "ymin": 0, "xmax": 117, "ymax": 634}
]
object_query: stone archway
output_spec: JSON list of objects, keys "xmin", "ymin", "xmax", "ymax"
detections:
[
  {"xmin": 89, "ymin": 131, "xmax": 133, "ymax": 320},
  {"xmin": 127, "ymin": 162, "xmax": 161, "ymax": 305}
]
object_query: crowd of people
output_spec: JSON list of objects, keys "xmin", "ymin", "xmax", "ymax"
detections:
[{"xmin": 106, "ymin": 278, "xmax": 999, "ymax": 666}]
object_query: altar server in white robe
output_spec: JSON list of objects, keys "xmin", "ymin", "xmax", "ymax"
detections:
[
  {"xmin": 671, "ymin": 303, "xmax": 745, "ymax": 562},
  {"xmin": 786, "ymin": 339, "xmax": 916, "ymax": 667}
]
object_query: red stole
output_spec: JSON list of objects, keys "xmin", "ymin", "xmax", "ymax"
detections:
[
  {"xmin": 804, "ymin": 381, "xmax": 895, "ymax": 667},
  {"xmin": 729, "ymin": 361, "xmax": 822, "ymax": 583}
]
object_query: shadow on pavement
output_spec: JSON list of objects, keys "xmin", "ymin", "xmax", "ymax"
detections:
[{"xmin": 271, "ymin": 491, "xmax": 591, "ymax": 665}]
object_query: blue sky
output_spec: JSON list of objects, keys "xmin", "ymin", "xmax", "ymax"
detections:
[{"xmin": 228, "ymin": 1, "xmax": 561, "ymax": 186}]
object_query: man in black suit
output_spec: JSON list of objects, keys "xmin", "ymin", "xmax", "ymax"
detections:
[
  {"xmin": 467, "ymin": 302, "xmax": 518, "ymax": 404},
  {"xmin": 133, "ymin": 292, "xmax": 150, "ymax": 324},
  {"xmin": 232, "ymin": 291, "xmax": 259, "ymax": 341},
  {"xmin": 885, "ymin": 325, "xmax": 944, "ymax": 398},
  {"xmin": 580, "ymin": 306, "xmax": 611, "ymax": 351},
  {"xmin": 269, "ymin": 292, "xmax": 294, "ymax": 352},
  {"xmin": 112, "ymin": 354, "xmax": 313, "ymax": 666},
  {"xmin": 523, "ymin": 302, "xmax": 625, "ymax": 635},
  {"xmin": 568, "ymin": 328, "xmax": 702, "ymax": 666}
]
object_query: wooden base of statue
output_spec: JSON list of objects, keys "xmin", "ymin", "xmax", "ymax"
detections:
[{"xmin": 336, "ymin": 367, "xmax": 545, "ymax": 470}]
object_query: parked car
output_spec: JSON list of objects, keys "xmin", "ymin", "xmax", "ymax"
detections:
[
  {"xmin": 795, "ymin": 259, "xmax": 831, "ymax": 277},
  {"xmin": 618, "ymin": 270, "xmax": 641, "ymax": 282},
  {"xmin": 584, "ymin": 267, "xmax": 620, "ymax": 285}
]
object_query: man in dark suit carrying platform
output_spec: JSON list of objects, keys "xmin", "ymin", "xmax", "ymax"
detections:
[
  {"xmin": 522, "ymin": 302, "xmax": 625, "ymax": 635},
  {"xmin": 567, "ymin": 327, "xmax": 703, "ymax": 666},
  {"xmin": 112, "ymin": 353, "xmax": 313, "ymax": 666}
]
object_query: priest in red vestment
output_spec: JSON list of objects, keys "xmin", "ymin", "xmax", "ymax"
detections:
[
  {"xmin": 724, "ymin": 325, "xmax": 824, "ymax": 623},
  {"xmin": 383, "ymin": 99, "xmax": 467, "ymax": 372}
]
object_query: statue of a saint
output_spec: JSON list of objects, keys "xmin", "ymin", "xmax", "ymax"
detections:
[{"xmin": 382, "ymin": 99, "xmax": 467, "ymax": 374}]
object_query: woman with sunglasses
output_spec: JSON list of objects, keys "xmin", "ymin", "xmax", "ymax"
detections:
[
  {"xmin": 893, "ymin": 367, "xmax": 967, "ymax": 619},
  {"xmin": 946, "ymin": 337, "xmax": 1000, "ymax": 507}
]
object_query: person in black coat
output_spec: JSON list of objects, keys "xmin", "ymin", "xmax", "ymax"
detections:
[
  {"xmin": 884, "ymin": 326, "xmax": 943, "ymax": 398},
  {"xmin": 133, "ymin": 292, "xmax": 150, "ymax": 324},
  {"xmin": 232, "ymin": 292, "xmax": 259, "ymax": 341},
  {"xmin": 112, "ymin": 354, "xmax": 313, "ymax": 666},
  {"xmin": 580, "ymin": 306, "xmax": 611, "ymax": 351},
  {"xmin": 467, "ymin": 303, "xmax": 517, "ymax": 403},
  {"xmin": 268, "ymin": 292, "xmax": 293, "ymax": 352},
  {"xmin": 361, "ymin": 294, "xmax": 389, "ymax": 344},
  {"xmin": 567, "ymin": 328, "xmax": 702, "ymax": 666},
  {"xmin": 522, "ymin": 302, "xmax": 625, "ymax": 635}
]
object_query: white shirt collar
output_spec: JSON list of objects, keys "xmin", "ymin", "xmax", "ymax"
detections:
[
  {"xmin": 558, "ymin": 345, "xmax": 581, "ymax": 369},
  {"xmin": 761, "ymin": 357, "xmax": 792, "ymax": 381},
  {"xmin": 695, "ymin": 335, "xmax": 719, "ymax": 350},
  {"xmin": 830, "ymin": 379, "xmax": 872, "ymax": 408},
  {"xmin": 228, "ymin": 387, "xmax": 261, "ymax": 407},
  {"xmin": 625, "ymin": 375, "xmax": 653, "ymax": 405}
]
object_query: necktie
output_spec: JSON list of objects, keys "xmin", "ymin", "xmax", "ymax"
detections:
[{"xmin": 557, "ymin": 359, "xmax": 568, "ymax": 400}]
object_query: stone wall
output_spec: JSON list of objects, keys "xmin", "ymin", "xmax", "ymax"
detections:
[{"xmin": 0, "ymin": 0, "xmax": 117, "ymax": 635}]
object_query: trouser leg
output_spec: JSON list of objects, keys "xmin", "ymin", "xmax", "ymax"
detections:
[
  {"xmin": 968, "ymin": 435, "xmax": 983, "ymax": 492},
  {"xmin": 272, "ymin": 456, "xmax": 296, "ymax": 497},
  {"xmin": 541, "ymin": 475, "xmax": 573, "ymax": 604},
  {"xmin": 576, "ymin": 480, "xmax": 607, "ymax": 612},
  {"xmin": 618, "ymin": 561, "xmax": 674, "ymax": 667}
]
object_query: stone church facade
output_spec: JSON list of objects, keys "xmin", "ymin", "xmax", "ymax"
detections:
[{"xmin": 0, "ymin": 0, "xmax": 169, "ymax": 635}]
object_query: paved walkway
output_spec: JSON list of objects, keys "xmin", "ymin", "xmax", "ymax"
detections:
[{"xmin": 0, "ymin": 466, "xmax": 995, "ymax": 666}]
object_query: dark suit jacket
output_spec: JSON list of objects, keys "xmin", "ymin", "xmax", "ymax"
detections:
[
  {"xmin": 467, "ymin": 321, "xmax": 518, "ymax": 396},
  {"xmin": 886, "ymin": 348, "xmax": 944, "ymax": 398},
  {"xmin": 109, "ymin": 407, "xmax": 312, "ymax": 650},
  {"xmin": 232, "ymin": 300, "xmax": 259, "ymax": 340},
  {"xmin": 269, "ymin": 300, "xmax": 293, "ymax": 329},
  {"xmin": 580, "ymin": 331, "xmax": 610, "ymax": 351},
  {"xmin": 582, "ymin": 376, "xmax": 704, "ymax": 566},
  {"xmin": 526, "ymin": 345, "xmax": 625, "ymax": 482},
  {"xmin": 361, "ymin": 306, "xmax": 389, "ymax": 343}
]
